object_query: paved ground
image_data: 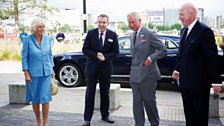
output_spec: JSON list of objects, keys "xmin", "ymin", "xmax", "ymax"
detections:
[
  {"xmin": 1, "ymin": 85, "xmax": 224, "ymax": 126},
  {"xmin": 0, "ymin": 61, "xmax": 224, "ymax": 126}
]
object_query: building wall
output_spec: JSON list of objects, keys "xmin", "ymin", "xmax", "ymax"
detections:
[
  {"xmin": 140, "ymin": 8, "xmax": 204, "ymax": 27},
  {"xmin": 216, "ymin": 15, "xmax": 224, "ymax": 29},
  {"xmin": 164, "ymin": 9, "xmax": 179, "ymax": 26}
]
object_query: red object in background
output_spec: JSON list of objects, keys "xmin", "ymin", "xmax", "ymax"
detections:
[
  {"xmin": 6, "ymin": 28, "xmax": 17, "ymax": 39},
  {"xmin": 0, "ymin": 26, "xmax": 18, "ymax": 40},
  {"xmin": 0, "ymin": 27, "xmax": 4, "ymax": 38}
]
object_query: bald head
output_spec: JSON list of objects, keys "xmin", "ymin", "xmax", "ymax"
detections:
[
  {"xmin": 179, "ymin": 3, "xmax": 197, "ymax": 27},
  {"xmin": 180, "ymin": 3, "xmax": 197, "ymax": 17}
]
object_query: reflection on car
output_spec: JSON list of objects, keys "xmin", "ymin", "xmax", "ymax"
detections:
[
  {"xmin": 159, "ymin": 34, "xmax": 180, "ymax": 44},
  {"xmin": 53, "ymin": 35, "xmax": 180, "ymax": 87}
]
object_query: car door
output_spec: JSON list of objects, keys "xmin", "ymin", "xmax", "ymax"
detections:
[
  {"xmin": 157, "ymin": 38, "xmax": 179, "ymax": 77},
  {"xmin": 112, "ymin": 36, "xmax": 132, "ymax": 78}
]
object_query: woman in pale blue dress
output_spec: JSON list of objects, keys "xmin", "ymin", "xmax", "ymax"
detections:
[{"xmin": 22, "ymin": 18, "xmax": 54, "ymax": 126}]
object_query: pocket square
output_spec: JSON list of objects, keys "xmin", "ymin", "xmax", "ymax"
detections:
[{"xmin": 108, "ymin": 39, "xmax": 113, "ymax": 42}]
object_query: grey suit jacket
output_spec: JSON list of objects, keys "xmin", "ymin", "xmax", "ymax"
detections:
[{"xmin": 130, "ymin": 27, "xmax": 167, "ymax": 83}]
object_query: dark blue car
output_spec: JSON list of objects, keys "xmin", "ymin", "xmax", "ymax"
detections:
[
  {"xmin": 53, "ymin": 35, "xmax": 179, "ymax": 87},
  {"xmin": 159, "ymin": 34, "xmax": 180, "ymax": 44}
]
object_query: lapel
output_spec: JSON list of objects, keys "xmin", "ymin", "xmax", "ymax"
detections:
[
  {"xmin": 93, "ymin": 29, "xmax": 101, "ymax": 50},
  {"xmin": 31, "ymin": 34, "xmax": 42, "ymax": 49},
  {"xmin": 131, "ymin": 31, "xmax": 135, "ymax": 54},
  {"xmin": 179, "ymin": 28, "xmax": 187, "ymax": 54},
  {"xmin": 103, "ymin": 29, "xmax": 109, "ymax": 48},
  {"xmin": 180, "ymin": 21, "xmax": 200, "ymax": 56},
  {"xmin": 131, "ymin": 32, "xmax": 135, "ymax": 47},
  {"xmin": 133, "ymin": 28, "xmax": 144, "ymax": 47},
  {"xmin": 179, "ymin": 27, "xmax": 188, "ymax": 45},
  {"xmin": 40, "ymin": 35, "xmax": 46, "ymax": 49},
  {"xmin": 131, "ymin": 28, "xmax": 147, "ymax": 56},
  {"xmin": 95, "ymin": 28, "xmax": 109, "ymax": 50}
]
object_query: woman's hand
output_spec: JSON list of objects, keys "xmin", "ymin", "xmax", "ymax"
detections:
[{"xmin": 24, "ymin": 70, "xmax": 32, "ymax": 83}]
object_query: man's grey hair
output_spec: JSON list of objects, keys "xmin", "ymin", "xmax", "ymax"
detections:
[
  {"xmin": 127, "ymin": 12, "xmax": 141, "ymax": 20},
  {"xmin": 30, "ymin": 17, "xmax": 45, "ymax": 33}
]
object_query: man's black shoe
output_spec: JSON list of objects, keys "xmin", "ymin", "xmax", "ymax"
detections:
[
  {"xmin": 220, "ymin": 96, "xmax": 224, "ymax": 100},
  {"xmin": 102, "ymin": 117, "xmax": 114, "ymax": 124},
  {"xmin": 82, "ymin": 121, "xmax": 90, "ymax": 126}
]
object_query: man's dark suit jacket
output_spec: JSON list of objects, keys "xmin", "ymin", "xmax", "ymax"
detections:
[
  {"xmin": 176, "ymin": 21, "xmax": 222, "ymax": 90},
  {"xmin": 82, "ymin": 28, "xmax": 119, "ymax": 76}
]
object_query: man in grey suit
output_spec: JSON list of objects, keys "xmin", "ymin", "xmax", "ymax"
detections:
[{"xmin": 127, "ymin": 12, "xmax": 167, "ymax": 126}]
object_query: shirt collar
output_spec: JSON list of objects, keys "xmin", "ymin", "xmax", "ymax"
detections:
[
  {"xmin": 187, "ymin": 19, "xmax": 197, "ymax": 32},
  {"xmin": 98, "ymin": 29, "xmax": 106, "ymax": 35},
  {"xmin": 136, "ymin": 26, "xmax": 142, "ymax": 36}
]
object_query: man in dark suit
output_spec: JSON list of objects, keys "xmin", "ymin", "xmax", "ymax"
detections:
[
  {"xmin": 127, "ymin": 12, "xmax": 167, "ymax": 126},
  {"xmin": 172, "ymin": 3, "xmax": 222, "ymax": 126},
  {"xmin": 82, "ymin": 14, "xmax": 119, "ymax": 126}
]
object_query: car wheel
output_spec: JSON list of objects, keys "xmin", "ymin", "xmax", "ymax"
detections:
[{"xmin": 57, "ymin": 63, "xmax": 83, "ymax": 87}]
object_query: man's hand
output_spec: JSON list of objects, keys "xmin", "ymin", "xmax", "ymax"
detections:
[
  {"xmin": 212, "ymin": 84, "xmax": 222, "ymax": 94},
  {"xmin": 144, "ymin": 58, "xmax": 152, "ymax": 66},
  {"xmin": 172, "ymin": 70, "xmax": 179, "ymax": 80},
  {"xmin": 97, "ymin": 52, "xmax": 105, "ymax": 61},
  {"xmin": 219, "ymin": 43, "xmax": 224, "ymax": 49}
]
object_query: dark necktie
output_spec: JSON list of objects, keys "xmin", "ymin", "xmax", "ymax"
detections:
[
  {"xmin": 181, "ymin": 27, "xmax": 188, "ymax": 46},
  {"xmin": 133, "ymin": 31, "xmax": 137, "ymax": 45},
  {"xmin": 99, "ymin": 32, "xmax": 103, "ymax": 49}
]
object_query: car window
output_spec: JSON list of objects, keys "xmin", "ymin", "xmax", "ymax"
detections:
[
  {"xmin": 166, "ymin": 39, "xmax": 177, "ymax": 49},
  {"xmin": 161, "ymin": 38, "xmax": 178, "ymax": 49},
  {"xmin": 119, "ymin": 37, "xmax": 131, "ymax": 53},
  {"xmin": 118, "ymin": 36, "xmax": 177, "ymax": 53},
  {"xmin": 160, "ymin": 38, "xmax": 166, "ymax": 45}
]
